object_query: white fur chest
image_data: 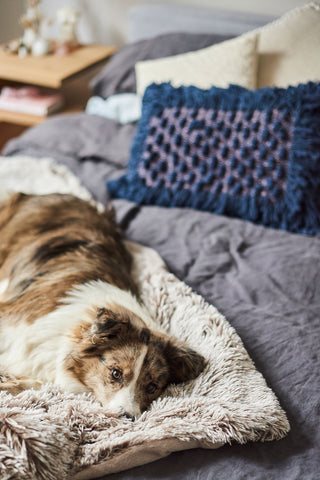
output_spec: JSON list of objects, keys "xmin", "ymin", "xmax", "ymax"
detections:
[{"xmin": 0, "ymin": 311, "xmax": 87, "ymax": 394}]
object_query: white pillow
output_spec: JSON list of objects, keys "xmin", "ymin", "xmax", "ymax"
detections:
[
  {"xmin": 135, "ymin": 32, "xmax": 258, "ymax": 96},
  {"xmin": 257, "ymin": 2, "xmax": 320, "ymax": 87}
]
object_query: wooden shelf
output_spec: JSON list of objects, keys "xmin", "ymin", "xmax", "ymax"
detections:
[
  {"xmin": 0, "ymin": 109, "xmax": 44, "ymax": 126},
  {"xmin": 0, "ymin": 44, "xmax": 117, "ymax": 88}
]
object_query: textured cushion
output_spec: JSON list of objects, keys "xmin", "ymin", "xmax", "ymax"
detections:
[
  {"xmin": 257, "ymin": 2, "xmax": 320, "ymax": 87},
  {"xmin": 135, "ymin": 33, "xmax": 258, "ymax": 96},
  {"xmin": 108, "ymin": 82, "xmax": 320, "ymax": 235},
  {"xmin": 90, "ymin": 32, "xmax": 233, "ymax": 99}
]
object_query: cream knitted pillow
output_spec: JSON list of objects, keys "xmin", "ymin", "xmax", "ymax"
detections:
[
  {"xmin": 135, "ymin": 33, "xmax": 258, "ymax": 96},
  {"xmin": 257, "ymin": 2, "xmax": 320, "ymax": 87}
]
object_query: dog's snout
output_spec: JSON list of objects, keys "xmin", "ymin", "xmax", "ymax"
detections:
[{"xmin": 122, "ymin": 412, "xmax": 136, "ymax": 422}]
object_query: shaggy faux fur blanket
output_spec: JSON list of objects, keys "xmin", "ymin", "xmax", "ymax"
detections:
[{"xmin": 0, "ymin": 157, "xmax": 290, "ymax": 480}]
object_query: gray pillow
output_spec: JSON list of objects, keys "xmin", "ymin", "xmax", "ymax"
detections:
[
  {"xmin": 128, "ymin": 4, "xmax": 274, "ymax": 43},
  {"xmin": 90, "ymin": 32, "xmax": 233, "ymax": 99}
]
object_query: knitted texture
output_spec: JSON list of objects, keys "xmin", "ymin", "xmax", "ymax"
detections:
[{"xmin": 108, "ymin": 82, "xmax": 320, "ymax": 234}]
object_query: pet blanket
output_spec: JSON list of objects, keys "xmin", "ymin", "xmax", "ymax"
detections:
[{"xmin": 0, "ymin": 156, "xmax": 289, "ymax": 480}]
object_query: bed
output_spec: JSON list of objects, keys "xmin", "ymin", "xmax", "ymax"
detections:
[{"xmin": 2, "ymin": 3, "xmax": 320, "ymax": 480}]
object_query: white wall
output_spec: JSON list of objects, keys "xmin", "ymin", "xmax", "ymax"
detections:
[
  {"xmin": 0, "ymin": 0, "xmax": 24, "ymax": 44},
  {"xmin": 0, "ymin": 0, "xmax": 308, "ymax": 46}
]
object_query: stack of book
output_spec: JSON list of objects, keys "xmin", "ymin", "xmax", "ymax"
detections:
[{"xmin": 0, "ymin": 86, "xmax": 64, "ymax": 117}]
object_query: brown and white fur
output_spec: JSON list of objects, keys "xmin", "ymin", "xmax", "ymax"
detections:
[{"xmin": 0, "ymin": 193, "xmax": 204, "ymax": 419}]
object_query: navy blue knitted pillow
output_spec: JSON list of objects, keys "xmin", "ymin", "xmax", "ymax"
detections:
[{"xmin": 107, "ymin": 82, "xmax": 320, "ymax": 234}]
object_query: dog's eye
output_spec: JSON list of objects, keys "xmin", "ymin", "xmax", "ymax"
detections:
[
  {"xmin": 111, "ymin": 368, "xmax": 122, "ymax": 381},
  {"xmin": 146, "ymin": 382, "xmax": 157, "ymax": 395}
]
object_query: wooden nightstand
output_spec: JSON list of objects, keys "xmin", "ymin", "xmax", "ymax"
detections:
[{"xmin": 0, "ymin": 44, "xmax": 116, "ymax": 152}]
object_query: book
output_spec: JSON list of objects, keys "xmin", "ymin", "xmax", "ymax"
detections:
[{"xmin": 0, "ymin": 86, "xmax": 64, "ymax": 117}]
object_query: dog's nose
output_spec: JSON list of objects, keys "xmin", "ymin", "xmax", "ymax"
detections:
[{"xmin": 122, "ymin": 412, "xmax": 136, "ymax": 422}]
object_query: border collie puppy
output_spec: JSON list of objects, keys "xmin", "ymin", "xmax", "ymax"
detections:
[{"xmin": 0, "ymin": 193, "xmax": 204, "ymax": 419}]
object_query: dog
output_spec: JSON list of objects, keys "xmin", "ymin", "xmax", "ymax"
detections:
[{"xmin": 0, "ymin": 193, "xmax": 205, "ymax": 419}]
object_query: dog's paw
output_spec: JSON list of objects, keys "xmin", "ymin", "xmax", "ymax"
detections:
[{"xmin": 0, "ymin": 377, "xmax": 43, "ymax": 395}]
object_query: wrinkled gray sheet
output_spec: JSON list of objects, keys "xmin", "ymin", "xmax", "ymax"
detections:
[{"xmin": 4, "ymin": 114, "xmax": 320, "ymax": 480}]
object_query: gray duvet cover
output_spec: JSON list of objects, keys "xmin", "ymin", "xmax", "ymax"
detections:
[{"xmin": 4, "ymin": 113, "xmax": 320, "ymax": 480}]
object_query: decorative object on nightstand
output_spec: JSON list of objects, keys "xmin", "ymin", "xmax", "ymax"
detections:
[
  {"xmin": 2, "ymin": 0, "xmax": 52, "ymax": 57},
  {"xmin": 54, "ymin": 6, "xmax": 81, "ymax": 56},
  {"xmin": 20, "ymin": 0, "xmax": 50, "ymax": 57},
  {"xmin": 3, "ymin": 0, "xmax": 81, "ymax": 57}
]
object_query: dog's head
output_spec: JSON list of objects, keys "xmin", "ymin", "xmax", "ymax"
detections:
[{"xmin": 66, "ymin": 306, "xmax": 205, "ymax": 419}]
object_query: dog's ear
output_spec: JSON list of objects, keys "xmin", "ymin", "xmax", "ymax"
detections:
[
  {"xmin": 90, "ymin": 307, "xmax": 130, "ymax": 342},
  {"xmin": 164, "ymin": 339, "xmax": 206, "ymax": 384}
]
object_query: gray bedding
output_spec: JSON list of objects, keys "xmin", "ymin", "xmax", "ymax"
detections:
[{"xmin": 4, "ymin": 112, "xmax": 320, "ymax": 480}]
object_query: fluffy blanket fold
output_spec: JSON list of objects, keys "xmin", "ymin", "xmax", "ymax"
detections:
[{"xmin": 0, "ymin": 156, "xmax": 289, "ymax": 480}]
